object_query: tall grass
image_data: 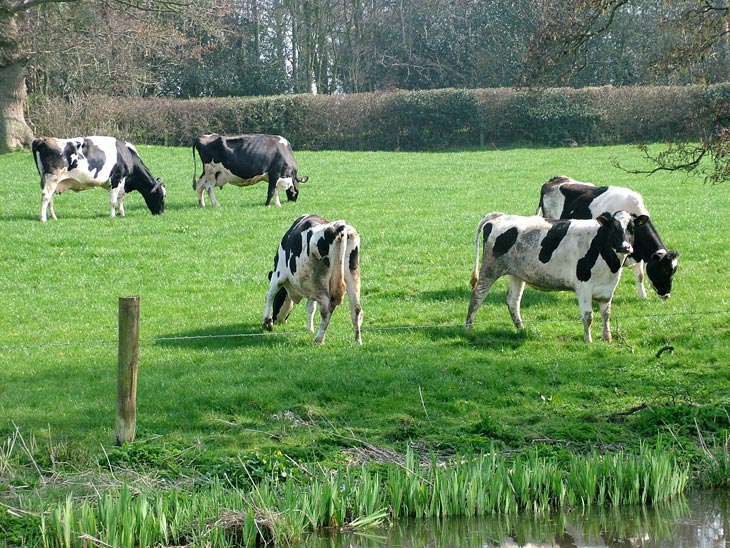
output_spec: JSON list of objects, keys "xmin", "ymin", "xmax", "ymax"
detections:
[{"xmin": 24, "ymin": 446, "xmax": 688, "ymax": 548}]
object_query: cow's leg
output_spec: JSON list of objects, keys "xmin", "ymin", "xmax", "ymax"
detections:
[
  {"xmin": 195, "ymin": 175, "xmax": 221, "ymax": 208},
  {"xmin": 598, "ymin": 300, "xmax": 612, "ymax": 341},
  {"xmin": 631, "ymin": 260, "xmax": 648, "ymax": 299},
  {"xmin": 206, "ymin": 183, "xmax": 221, "ymax": 208},
  {"xmin": 576, "ymin": 290, "xmax": 594, "ymax": 343},
  {"xmin": 306, "ymin": 300, "xmax": 317, "ymax": 332},
  {"xmin": 262, "ymin": 280, "xmax": 283, "ymax": 331},
  {"xmin": 505, "ymin": 276, "xmax": 526, "ymax": 329},
  {"xmin": 314, "ymin": 296, "xmax": 335, "ymax": 344},
  {"xmin": 40, "ymin": 174, "xmax": 58, "ymax": 222},
  {"xmin": 118, "ymin": 196, "xmax": 126, "ymax": 217},
  {"xmin": 195, "ymin": 177, "xmax": 207, "ymax": 207},
  {"xmin": 265, "ymin": 180, "xmax": 280, "ymax": 207},
  {"xmin": 345, "ymin": 281, "xmax": 363, "ymax": 345},
  {"xmin": 464, "ymin": 275, "xmax": 497, "ymax": 328},
  {"xmin": 48, "ymin": 194, "xmax": 57, "ymax": 221},
  {"xmin": 110, "ymin": 186, "xmax": 122, "ymax": 217}
]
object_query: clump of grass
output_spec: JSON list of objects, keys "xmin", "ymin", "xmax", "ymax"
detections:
[{"xmin": 22, "ymin": 444, "xmax": 689, "ymax": 548}]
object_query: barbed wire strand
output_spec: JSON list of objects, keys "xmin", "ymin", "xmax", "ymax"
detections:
[{"xmin": 0, "ymin": 310, "xmax": 724, "ymax": 352}]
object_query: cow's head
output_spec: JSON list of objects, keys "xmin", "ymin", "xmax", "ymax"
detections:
[
  {"xmin": 144, "ymin": 178, "xmax": 166, "ymax": 215},
  {"xmin": 646, "ymin": 249, "xmax": 679, "ymax": 300},
  {"xmin": 283, "ymin": 175, "xmax": 309, "ymax": 202},
  {"xmin": 597, "ymin": 210, "xmax": 639, "ymax": 256},
  {"xmin": 266, "ymin": 270, "xmax": 295, "ymax": 326}
]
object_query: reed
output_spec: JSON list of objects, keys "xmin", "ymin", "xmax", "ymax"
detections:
[{"xmin": 24, "ymin": 444, "xmax": 690, "ymax": 547}]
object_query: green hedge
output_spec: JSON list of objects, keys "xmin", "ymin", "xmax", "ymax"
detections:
[{"xmin": 26, "ymin": 85, "xmax": 723, "ymax": 151}]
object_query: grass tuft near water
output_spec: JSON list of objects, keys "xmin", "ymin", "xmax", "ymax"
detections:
[{"xmin": 14, "ymin": 445, "xmax": 688, "ymax": 548}]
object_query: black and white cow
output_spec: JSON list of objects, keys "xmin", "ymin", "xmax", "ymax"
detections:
[
  {"xmin": 263, "ymin": 214, "xmax": 363, "ymax": 344},
  {"xmin": 32, "ymin": 136, "xmax": 166, "ymax": 222},
  {"xmin": 465, "ymin": 211, "xmax": 643, "ymax": 342},
  {"xmin": 536, "ymin": 176, "xmax": 679, "ymax": 299},
  {"xmin": 192, "ymin": 133, "xmax": 309, "ymax": 208}
]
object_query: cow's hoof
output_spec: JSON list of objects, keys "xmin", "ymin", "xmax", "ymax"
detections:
[{"xmin": 262, "ymin": 318, "xmax": 274, "ymax": 331}]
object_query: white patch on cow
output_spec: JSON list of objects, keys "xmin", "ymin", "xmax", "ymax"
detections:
[
  {"xmin": 276, "ymin": 177, "xmax": 294, "ymax": 190},
  {"xmin": 278, "ymin": 136, "xmax": 290, "ymax": 147},
  {"xmin": 221, "ymin": 169, "xmax": 268, "ymax": 188},
  {"xmin": 59, "ymin": 136, "xmax": 120, "ymax": 188}
]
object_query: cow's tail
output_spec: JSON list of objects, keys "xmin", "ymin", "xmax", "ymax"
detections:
[
  {"xmin": 191, "ymin": 140, "xmax": 198, "ymax": 190},
  {"xmin": 470, "ymin": 213, "xmax": 501, "ymax": 289},
  {"xmin": 329, "ymin": 223, "xmax": 348, "ymax": 307},
  {"xmin": 31, "ymin": 139, "xmax": 46, "ymax": 182}
]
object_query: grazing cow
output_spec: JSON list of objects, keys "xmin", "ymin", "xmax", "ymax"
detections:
[
  {"xmin": 465, "ymin": 211, "xmax": 643, "ymax": 342},
  {"xmin": 263, "ymin": 214, "xmax": 363, "ymax": 344},
  {"xmin": 32, "ymin": 136, "xmax": 166, "ymax": 222},
  {"xmin": 192, "ymin": 133, "xmax": 309, "ymax": 208},
  {"xmin": 536, "ymin": 176, "xmax": 679, "ymax": 299}
]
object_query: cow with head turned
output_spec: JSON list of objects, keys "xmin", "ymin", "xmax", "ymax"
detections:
[
  {"xmin": 465, "ymin": 210, "xmax": 643, "ymax": 342},
  {"xmin": 192, "ymin": 133, "xmax": 309, "ymax": 208},
  {"xmin": 32, "ymin": 136, "xmax": 166, "ymax": 222},
  {"xmin": 263, "ymin": 214, "xmax": 363, "ymax": 345},
  {"xmin": 536, "ymin": 176, "xmax": 679, "ymax": 299}
]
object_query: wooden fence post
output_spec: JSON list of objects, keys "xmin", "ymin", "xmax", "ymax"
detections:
[{"xmin": 116, "ymin": 296, "xmax": 140, "ymax": 445}]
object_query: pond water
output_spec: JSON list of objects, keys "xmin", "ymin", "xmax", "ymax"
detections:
[{"xmin": 301, "ymin": 491, "xmax": 730, "ymax": 547}]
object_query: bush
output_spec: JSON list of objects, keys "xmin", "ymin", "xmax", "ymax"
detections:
[{"xmin": 26, "ymin": 85, "xmax": 718, "ymax": 151}]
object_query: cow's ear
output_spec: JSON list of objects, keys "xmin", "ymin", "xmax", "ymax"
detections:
[
  {"xmin": 634, "ymin": 214, "xmax": 649, "ymax": 227},
  {"xmin": 596, "ymin": 212, "xmax": 611, "ymax": 226}
]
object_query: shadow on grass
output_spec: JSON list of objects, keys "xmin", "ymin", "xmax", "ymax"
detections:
[
  {"xmin": 420, "ymin": 324, "xmax": 529, "ymax": 350},
  {"xmin": 418, "ymin": 286, "xmax": 564, "ymax": 309},
  {"xmin": 152, "ymin": 322, "xmax": 311, "ymax": 349}
]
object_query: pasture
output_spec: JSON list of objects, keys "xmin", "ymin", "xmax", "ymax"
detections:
[{"xmin": 1, "ymin": 143, "xmax": 728, "ymax": 474}]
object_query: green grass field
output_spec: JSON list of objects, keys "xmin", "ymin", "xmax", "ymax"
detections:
[{"xmin": 1, "ymin": 143, "xmax": 728, "ymax": 473}]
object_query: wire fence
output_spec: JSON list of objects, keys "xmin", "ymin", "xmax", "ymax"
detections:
[{"xmin": 0, "ymin": 310, "xmax": 724, "ymax": 353}]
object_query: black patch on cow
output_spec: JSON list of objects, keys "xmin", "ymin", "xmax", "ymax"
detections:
[
  {"xmin": 306, "ymin": 230, "xmax": 313, "ymax": 257},
  {"xmin": 317, "ymin": 226, "xmax": 338, "ymax": 259},
  {"xmin": 349, "ymin": 246, "xmax": 359, "ymax": 272},
  {"xmin": 280, "ymin": 215, "xmax": 328, "ymax": 276},
  {"xmin": 539, "ymin": 220, "xmax": 570, "ymax": 263},
  {"xmin": 575, "ymin": 217, "xmax": 623, "ymax": 282},
  {"xmin": 560, "ymin": 185, "xmax": 610, "ymax": 219},
  {"xmin": 272, "ymin": 251, "xmax": 281, "ymax": 274},
  {"xmin": 288, "ymin": 233, "xmax": 304, "ymax": 274},
  {"xmin": 493, "ymin": 227, "xmax": 518, "ymax": 257},
  {"xmin": 482, "ymin": 222, "xmax": 493, "ymax": 243},
  {"xmin": 323, "ymin": 257, "xmax": 330, "ymax": 268},
  {"xmin": 63, "ymin": 142, "xmax": 79, "ymax": 170},
  {"xmin": 272, "ymin": 286, "xmax": 290, "ymax": 321},
  {"xmin": 629, "ymin": 219, "xmax": 663, "ymax": 262},
  {"xmin": 81, "ymin": 139, "xmax": 106, "ymax": 178}
]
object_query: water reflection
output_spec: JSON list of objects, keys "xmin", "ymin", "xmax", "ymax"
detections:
[{"xmin": 302, "ymin": 491, "xmax": 730, "ymax": 548}]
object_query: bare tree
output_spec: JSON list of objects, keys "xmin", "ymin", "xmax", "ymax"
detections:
[
  {"xmin": 522, "ymin": 0, "xmax": 730, "ymax": 184},
  {"xmin": 0, "ymin": 0, "xmax": 190, "ymax": 153}
]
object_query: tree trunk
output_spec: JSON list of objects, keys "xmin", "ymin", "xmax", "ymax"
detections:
[
  {"xmin": 0, "ymin": 13, "xmax": 34, "ymax": 153},
  {"xmin": 0, "ymin": 62, "xmax": 34, "ymax": 153}
]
